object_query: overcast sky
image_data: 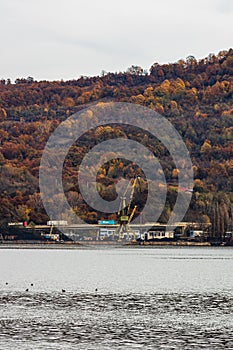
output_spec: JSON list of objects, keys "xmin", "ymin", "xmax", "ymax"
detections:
[{"xmin": 0, "ymin": 0, "xmax": 232, "ymax": 81}]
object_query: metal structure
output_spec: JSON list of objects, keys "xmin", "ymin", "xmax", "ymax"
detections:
[{"xmin": 114, "ymin": 177, "xmax": 140, "ymax": 241}]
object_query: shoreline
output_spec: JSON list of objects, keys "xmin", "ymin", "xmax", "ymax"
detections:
[{"xmin": 0, "ymin": 240, "xmax": 226, "ymax": 249}]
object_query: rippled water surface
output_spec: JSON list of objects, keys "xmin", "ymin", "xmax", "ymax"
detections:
[{"xmin": 0, "ymin": 247, "xmax": 233, "ymax": 349}]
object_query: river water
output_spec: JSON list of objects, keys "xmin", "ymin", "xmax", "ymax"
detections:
[{"xmin": 0, "ymin": 246, "xmax": 232, "ymax": 349}]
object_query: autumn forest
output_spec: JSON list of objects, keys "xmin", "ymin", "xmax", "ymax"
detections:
[{"xmin": 0, "ymin": 49, "xmax": 233, "ymax": 238}]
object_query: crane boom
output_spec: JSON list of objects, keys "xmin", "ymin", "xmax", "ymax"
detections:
[{"xmin": 115, "ymin": 176, "xmax": 140, "ymax": 241}]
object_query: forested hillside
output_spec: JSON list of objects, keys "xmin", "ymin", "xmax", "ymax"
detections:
[{"xmin": 0, "ymin": 49, "xmax": 232, "ymax": 237}]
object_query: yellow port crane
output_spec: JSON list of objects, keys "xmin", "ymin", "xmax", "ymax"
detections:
[{"xmin": 115, "ymin": 176, "xmax": 140, "ymax": 241}]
